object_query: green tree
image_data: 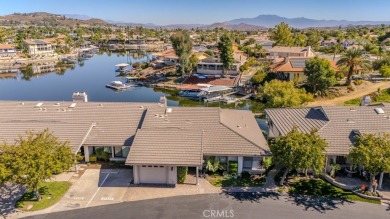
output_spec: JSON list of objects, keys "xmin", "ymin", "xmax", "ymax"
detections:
[
  {"xmin": 250, "ymin": 69, "xmax": 266, "ymax": 86},
  {"xmin": 304, "ymin": 57, "xmax": 338, "ymax": 95},
  {"xmin": 262, "ymin": 80, "xmax": 313, "ymax": 108},
  {"xmin": 337, "ymin": 48, "xmax": 371, "ymax": 86},
  {"xmin": 348, "ymin": 133, "xmax": 390, "ymax": 191},
  {"xmin": 294, "ymin": 33, "xmax": 307, "ymax": 47},
  {"xmin": 380, "ymin": 64, "xmax": 390, "ymax": 77},
  {"xmin": 170, "ymin": 30, "xmax": 193, "ymax": 77},
  {"xmin": 0, "ymin": 129, "xmax": 74, "ymax": 201},
  {"xmin": 271, "ymin": 127, "xmax": 327, "ymax": 185},
  {"xmin": 270, "ymin": 22, "xmax": 293, "ymax": 46},
  {"xmin": 206, "ymin": 157, "xmax": 224, "ymax": 173},
  {"xmin": 306, "ymin": 29, "xmax": 321, "ymax": 51},
  {"xmin": 218, "ymin": 33, "xmax": 234, "ymax": 75}
]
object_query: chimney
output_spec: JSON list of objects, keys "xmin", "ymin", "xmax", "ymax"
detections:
[
  {"xmin": 72, "ymin": 92, "xmax": 88, "ymax": 102},
  {"xmin": 159, "ymin": 96, "xmax": 167, "ymax": 107}
]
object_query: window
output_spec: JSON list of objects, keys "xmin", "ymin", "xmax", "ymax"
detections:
[
  {"xmin": 336, "ymin": 156, "xmax": 346, "ymax": 165},
  {"xmin": 243, "ymin": 157, "xmax": 253, "ymax": 169},
  {"xmin": 114, "ymin": 146, "xmax": 122, "ymax": 157}
]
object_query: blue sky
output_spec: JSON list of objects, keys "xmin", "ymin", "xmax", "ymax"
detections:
[{"xmin": 0, "ymin": 0, "xmax": 389, "ymax": 25}]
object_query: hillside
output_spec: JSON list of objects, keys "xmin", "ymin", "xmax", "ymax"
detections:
[{"xmin": 0, "ymin": 12, "xmax": 110, "ymax": 26}]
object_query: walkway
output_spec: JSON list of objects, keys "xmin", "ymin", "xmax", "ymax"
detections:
[{"xmin": 307, "ymin": 81, "xmax": 390, "ymax": 106}]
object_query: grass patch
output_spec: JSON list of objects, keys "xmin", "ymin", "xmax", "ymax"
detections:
[
  {"xmin": 16, "ymin": 181, "xmax": 71, "ymax": 211},
  {"xmin": 289, "ymin": 179, "xmax": 380, "ymax": 204},
  {"xmin": 343, "ymin": 88, "xmax": 390, "ymax": 106},
  {"xmin": 207, "ymin": 174, "xmax": 265, "ymax": 187}
]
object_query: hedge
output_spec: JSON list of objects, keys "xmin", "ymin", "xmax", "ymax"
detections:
[{"xmin": 177, "ymin": 166, "xmax": 188, "ymax": 184}]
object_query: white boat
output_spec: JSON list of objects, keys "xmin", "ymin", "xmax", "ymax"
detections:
[
  {"xmin": 106, "ymin": 81, "xmax": 132, "ymax": 90},
  {"xmin": 115, "ymin": 63, "xmax": 130, "ymax": 72}
]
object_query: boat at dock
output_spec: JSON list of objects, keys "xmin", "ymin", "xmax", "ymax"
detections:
[
  {"xmin": 105, "ymin": 81, "xmax": 133, "ymax": 90},
  {"xmin": 179, "ymin": 89, "xmax": 201, "ymax": 98},
  {"xmin": 115, "ymin": 63, "xmax": 130, "ymax": 72}
]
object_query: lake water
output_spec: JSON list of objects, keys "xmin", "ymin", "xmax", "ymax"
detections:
[{"xmin": 0, "ymin": 52, "xmax": 268, "ymax": 132}]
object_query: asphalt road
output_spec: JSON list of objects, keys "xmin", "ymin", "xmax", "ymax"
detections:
[{"xmin": 24, "ymin": 193, "xmax": 390, "ymax": 219}]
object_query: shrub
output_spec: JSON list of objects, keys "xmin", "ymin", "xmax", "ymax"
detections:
[
  {"xmin": 95, "ymin": 148, "xmax": 109, "ymax": 161},
  {"xmin": 141, "ymin": 62, "xmax": 149, "ymax": 69},
  {"xmin": 204, "ymin": 49, "xmax": 214, "ymax": 56},
  {"xmin": 263, "ymin": 157, "xmax": 272, "ymax": 170},
  {"xmin": 347, "ymin": 85, "xmax": 355, "ymax": 91},
  {"xmin": 228, "ymin": 161, "xmax": 238, "ymax": 175},
  {"xmin": 76, "ymin": 153, "xmax": 85, "ymax": 162},
  {"xmin": 89, "ymin": 154, "xmax": 97, "ymax": 162},
  {"xmin": 241, "ymin": 171, "xmax": 251, "ymax": 179},
  {"xmin": 177, "ymin": 166, "xmax": 188, "ymax": 183},
  {"xmin": 353, "ymin": 79, "xmax": 363, "ymax": 85}
]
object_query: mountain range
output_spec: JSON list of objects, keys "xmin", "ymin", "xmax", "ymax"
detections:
[
  {"xmin": 2, "ymin": 13, "xmax": 390, "ymax": 30},
  {"xmin": 100, "ymin": 14, "xmax": 390, "ymax": 29}
]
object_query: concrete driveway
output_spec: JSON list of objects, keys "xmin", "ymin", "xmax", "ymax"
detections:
[
  {"xmin": 55, "ymin": 169, "xmax": 132, "ymax": 210},
  {"xmin": 9, "ymin": 168, "xmax": 132, "ymax": 219}
]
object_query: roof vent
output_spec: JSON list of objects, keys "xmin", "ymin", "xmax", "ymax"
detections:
[
  {"xmin": 19, "ymin": 102, "xmax": 24, "ymax": 105},
  {"xmin": 43, "ymin": 108, "xmax": 47, "ymax": 111},
  {"xmin": 139, "ymin": 106, "xmax": 144, "ymax": 109},
  {"xmin": 165, "ymin": 108, "xmax": 172, "ymax": 113},
  {"xmin": 346, "ymin": 118, "xmax": 355, "ymax": 123},
  {"xmin": 350, "ymin": 107, "xmax": 356, "ymax": 111},
  {"xmin": 68, "ymin": 103, "xmax": 77, "ymax": 108},
  {"xmin": 35, "ymin": 102, "xmax": 43, "ymax": 108},
  {"xmin": 98, "ymin": 104, "xmax": 103, "ymax": 107},
  {"xmin": 374, "ymin": 108, "xmax": 385, "ymax": 114},
  {"xmin": 54, "ymin": 103, "xmax": 60, "ymax": 106}
]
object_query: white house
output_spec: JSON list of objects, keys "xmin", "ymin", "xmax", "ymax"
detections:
[
  {"xmin": 0, "ymin": 44, "xmax": 16, "ymax": 57},
  {"xmin": 23, "ymin": 39, "xmax": 55, "ymax": 57}
]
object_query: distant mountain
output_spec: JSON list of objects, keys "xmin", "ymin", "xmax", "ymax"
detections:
[
  {"xmin": 227, "ymin": 14, "xmax": 390, "ymax": 28},
  {"xmin": 62, "ymin": 14, "xmax": 94, "ymax": 20},
  {"xmin": 0, "ymin": 12, "xmax": 110, "ymax": 26},
  {"xmin": 202, "ymin": 22, "xmax": 265, "ymax": 31}
]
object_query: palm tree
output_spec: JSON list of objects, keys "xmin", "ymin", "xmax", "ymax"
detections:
[{"xmin": 337, "ymin": 48, "xmax": 370, "ymax": 85}]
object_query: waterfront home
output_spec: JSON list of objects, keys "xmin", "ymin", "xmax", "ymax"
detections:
[
  {"xmin": 23, "ymin": 39, "xmax": 55, "ymax": 57},
  {"xmin": 196, "ymin": 52, "xmax": 247, "ymax": 76},
  {"xmin": 0, "ymin": 100, "xmax": 268, "ymax": 186},
  {"xmin": 266, "ymin": 46, "xmax": 315, "ymax": 59},
  {"xmin": 0, "ymin": 44, "xmax": 16, "ymax": 57},
  {"xmin": 265, "ymin": 105, "xmax": 390, "ymax": 189},
  {"xmin": 269, "ymin": 56, "xmax": 338, "ymax": 83}
]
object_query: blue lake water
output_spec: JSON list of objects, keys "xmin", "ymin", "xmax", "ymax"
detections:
[{"xmin": 0, "ymin": 52, "xmax": 268, "ymax": 132}]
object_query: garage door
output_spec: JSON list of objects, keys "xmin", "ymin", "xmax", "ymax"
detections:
[{"xmin": 139, "ymin": 165, "xmax": 167, "ymax": 184}]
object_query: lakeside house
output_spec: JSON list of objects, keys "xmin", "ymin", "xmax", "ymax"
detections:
[
  {"xmin": 196, "ymin": 52, "xmax": 247, "ymax": 76},
  {"xmin": 265, "ymin": 104, "xmax": 390, "ymax": 189},
  {"xmin": 0, "ymin": 44, "xmax": 16, "ymax": 57},
  {"xmin": 269, "ymin": 56, "xmax": 338, "ymax": 82},
  {"xmin": 0, "ymin": 99, "xmax": 269, "ymax": 186},
  {"xmin": 23, "ymin": 39, "xmax": 55, "ymax": 57},
  {"xmin": 266, "ymin": 46, "xmax": 315, "ymax": 59}
]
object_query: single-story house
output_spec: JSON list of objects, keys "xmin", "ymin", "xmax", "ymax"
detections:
[
  {"xmin": 265, "ymin": 104, "xmax": 390, "ymax": 189},
  {"xmin": 0, "ymin": 44, "xmax": 16, "ymax": 57},
  {"xmin": 266, "ymin": 46, "xmax": 315, "ymax": 59},
  {"xmin": 0, "ymin": 99, "xmax": 269, "ymax": 186},
  {"xmin": 269, "ymin": 56, "xmax": 338, "ymax": 82}
]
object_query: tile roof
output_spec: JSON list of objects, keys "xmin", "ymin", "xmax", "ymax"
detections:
[
  {"xmin": 269, "ymin": 57, "xmax": 338, "ymax": 73},
  {"xmin": 266, "ymin": 105, "xmax": 390, "ymax": 155},
  {"xmin": 0, "ymin": 101, "xmax": 158, "ymax": 153},
  {"xmin": 267, "ymin": 46, "xmax": 311, "ymax": 53},
  {"xmin": 125, "ymin": 129, "xmax": 203, "ymax": 166},
  {"xmin": 126, "ymin": 107, "xmax": 269, "ymax": 165}
]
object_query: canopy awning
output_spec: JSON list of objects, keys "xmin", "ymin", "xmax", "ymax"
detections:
[{"xmin": 115, "ymin": 63, "xmax": 129, "ymax": 67}]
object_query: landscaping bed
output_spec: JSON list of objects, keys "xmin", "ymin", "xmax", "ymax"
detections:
[
  {"xmin": 288, "ymin": 179, "xmax": 380, "ymax": 204},
  {"xmin": 343, "ymin": 88, "xmax": 390, "ymax": 106},
  {"xmin": 15, "ymin": 181, "xmax": 71, "ymax": 211},
  {"xmin": 207, "ymin": 173, "xmax": 265, "ymax": 187}
]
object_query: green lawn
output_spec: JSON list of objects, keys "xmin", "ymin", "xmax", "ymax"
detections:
[
  {"xmin": 16, "ymin": 181, "xmax": 71, "ymax": 211},
  {"xmin": 288, "ymin": 179, "xmax": 380, "ymax": 204},
  {"xmin": 207, "ymin": 174, "xmax": 265, "ymax": 187}
]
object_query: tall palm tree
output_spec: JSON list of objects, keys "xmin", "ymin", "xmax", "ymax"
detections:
[{"xmin": 337, "ymin": 48, "xmax": 370, "ymax": 85}]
